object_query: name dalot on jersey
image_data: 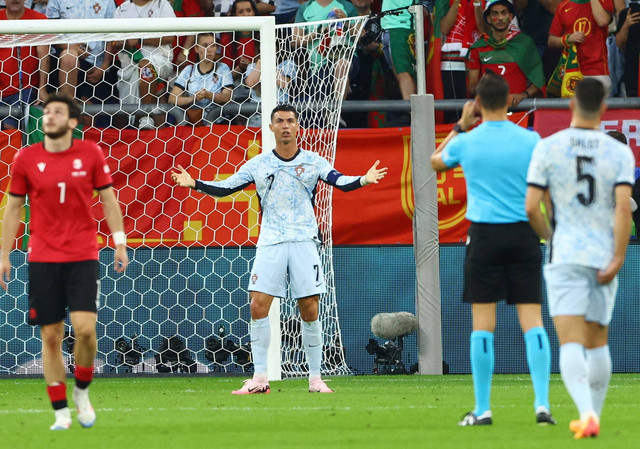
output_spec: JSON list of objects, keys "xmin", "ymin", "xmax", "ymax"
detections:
[
  {"xmin": 570, "ymin": 137, "xmax": 599, "ymax": 149},
  {"xmin": 71, "ymin": 158, "xmax": 87, "ymax": 177}
]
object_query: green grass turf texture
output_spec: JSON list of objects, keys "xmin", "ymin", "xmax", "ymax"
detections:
[{"xmin": 1, "ymin": 374, "xmax": 638, "ymax": 449}]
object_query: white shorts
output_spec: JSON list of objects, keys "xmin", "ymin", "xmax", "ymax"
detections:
[
  {"xmin": 248, "ymin": 241, "xmax": 326, "ymax": 299},
  {"xmin": 543, "ymin": 264, "xmax": 618, "ymax": 325}
]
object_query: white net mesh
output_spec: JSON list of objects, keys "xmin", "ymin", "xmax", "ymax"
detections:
[
  {"xmin": 0, "ymin": 16, "xmax": 367, "ymax": 376},
  {"xmin": 278, "ymin": 18, "xmax": 365, "ymax": 376}
]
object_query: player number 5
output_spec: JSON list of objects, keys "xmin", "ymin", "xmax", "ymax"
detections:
[
  {"xmin": 57, "ymin": 182, "xmax": 66, "ymax": 204},
  {"xmin": 576, "ymin": 156, "xmax": 595, "ymax": 206}
]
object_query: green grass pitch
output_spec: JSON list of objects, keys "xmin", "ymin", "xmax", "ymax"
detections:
[{"xmin": 1, "ymin": 374, "xmax": 638, "ymax": 449}]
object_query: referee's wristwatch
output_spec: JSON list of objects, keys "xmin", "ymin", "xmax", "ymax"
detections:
[{"xmin": 453, "ymin": 123, "xmax": 466, "ymax": 133}]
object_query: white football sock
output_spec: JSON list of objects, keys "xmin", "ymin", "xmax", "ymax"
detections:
[
  {"xmin": 586, "ymin": 345, "xmax": 611, "ymax": 417},
  {"xmin": 250, "ymin": 317, "xmax": 270, "ymax": 376},
  {"xmin": 560, "ymin": 342, "xmax": 594, "ymax": 417},
  {"xmin": 302, "ymin": 319, "xmax": 322, "ymax": 378},
  {"xmin": 54, "ymin": 407, "xmax": 71, "ymax": 420}
]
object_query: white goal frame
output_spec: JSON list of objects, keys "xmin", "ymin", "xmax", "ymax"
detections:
[{"xmin": 2, "ymin": 16, "xmax": 284, "ymax": 379}]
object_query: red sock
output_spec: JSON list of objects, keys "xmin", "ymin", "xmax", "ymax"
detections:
[
  {"xmin": 46, "ymin": 382, "xmax": 67, "ymax": 410},
  {"xmin": 75, "ymin": 365, "xmax": 94, "ymax": 390}
]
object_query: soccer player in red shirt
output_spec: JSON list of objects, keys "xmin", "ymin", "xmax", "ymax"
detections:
[
  {"xmin": 467, "ymin": 0, "xmax": 544, "ymax": 108},
  {"xmin": 548, "ymin": 0, "xmax": 613, "ymax": 92},
  {"xmin": 0, "ymin": 95, "xmax": 129, "ymax": 430}
]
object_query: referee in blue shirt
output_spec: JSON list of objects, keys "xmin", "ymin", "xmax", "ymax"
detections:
[{"xmin": 431, "ymin": 73, "xmax": 555, "ymax": 427}]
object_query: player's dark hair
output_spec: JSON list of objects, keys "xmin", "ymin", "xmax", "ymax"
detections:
[
  {"xmin": 475, "ymin": 72, "xmax": 509, "ymax": 111},
  {"xmin": 575, "ymin": 79, "xmax": 606, "ymax": 119},
  {"xmin": 43, "ymin": 94, "xmax": 82, "ymax": 120},
  {"xmin": 607, "ymin": 131, "xmax": 627, "ymax": 144},
  {"xmin": 270, "ymin": 104, "xmax": 299, "ymax": 121}
]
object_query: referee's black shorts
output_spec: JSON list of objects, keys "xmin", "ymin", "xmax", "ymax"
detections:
[
  {"xmin": 463, "ymin": 221, "xmax": 542, "ymax": 304},
  {"xmin": 28, "ymin": 260, "xmax": 100, "ymax": 326}
]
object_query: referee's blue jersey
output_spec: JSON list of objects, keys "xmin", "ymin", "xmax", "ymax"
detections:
[{"xmin": 441, "ymin": 120, "xmax": 540, "ymax": 223}]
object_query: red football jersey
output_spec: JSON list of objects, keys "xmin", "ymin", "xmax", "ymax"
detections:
[
  {"xmin": 9, "ymin": 140, "xmax": 113, "ymax": 263},
  {"xmin": 549, "ymin": 0, "xmax": 613, "ymax": 76},
  {"xmin": 467, "ymin": 45, "xmax": 529, "ymax": 93},
  {"xmin": 218, "ymin": 33, "xmax": 259, "ymax": 71}
]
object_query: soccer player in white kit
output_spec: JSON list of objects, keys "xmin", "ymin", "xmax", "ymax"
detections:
[
  {"xmin": 172, "ymin": 104, "xmax": 387, "ymax": 393},
  {"xmin": 525, "ymin": 79, "xmax": 635, "ymax": 439}
]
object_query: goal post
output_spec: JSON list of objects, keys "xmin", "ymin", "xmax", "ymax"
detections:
[
  {"xmin": 0, "ymin": 16, "xmax": 277, "ymax": 36},
  {"xmin": 0, "ymin": 15, "xmax": 367, "ymax": 379}
]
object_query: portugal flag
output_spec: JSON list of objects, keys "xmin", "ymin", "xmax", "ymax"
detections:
[{"xmin": 470, "ymin": 30, "xmax": 545, "ymax": 90}]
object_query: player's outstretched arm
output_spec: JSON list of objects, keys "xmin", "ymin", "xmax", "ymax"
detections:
[
  {"xmin": 0, "ymin": 195, "xmax": 25, "ymax": 291},
  {"xmin": 99, "ymin": 187, "xmax": 129, "ymax": 273},
  {"xmin": 171, "ymin": 165, "xmax": 196, "ymax": 189},
  {"xmin": 173, "ymin": 161, "xmax": 255, "ymax": 197},
  {"xmin": 362, "ymin": 160, "xmax": 388, "ymax": 185}
]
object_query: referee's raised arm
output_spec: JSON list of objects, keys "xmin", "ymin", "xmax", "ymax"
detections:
[{"xmin": 430, "ymin": 100, "xmax": 480, "ymax": 172}]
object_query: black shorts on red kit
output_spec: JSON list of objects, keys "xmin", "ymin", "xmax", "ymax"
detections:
[
  {"xmin": 463, "ymin": 222, "xmax": 542, "ymax": 304},
  {"xmin": 28, "ymin": 260, "xmax": 100, "ymax": 326}
]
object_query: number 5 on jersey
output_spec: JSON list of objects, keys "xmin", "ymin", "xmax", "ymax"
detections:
[{"xmin": 576, "ymin": 156, "xmax": 594, "ymax": 206}]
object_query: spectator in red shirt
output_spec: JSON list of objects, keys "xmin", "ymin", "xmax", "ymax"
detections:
[
  {"xmin": 0, "ymin": 0, "xmax": 49, "ymax": 129},
  {"xmin": 548, "ymin": 0, "xmax": 613, "ymax": 93},
  {"xmin": 199, "ymin": 0, "xmax": 274, "ymax": 17},
  {"xmin": 170, "ymin": 0, "xmax": 204, "ymax": 15},
  {"xmin": 467, "ymin": 0, "xmax": 544, "ymax": 107},
  {"xmin": 170, "ymin": 0, "xmax": 205, "ymax": 71},
  {"xmin": 437, "ymin": 0, "xmax": 482, "ymax": 122},
  {"xmin": 218, "ymin": 0, "xmax": 260, "ymax": 84}
]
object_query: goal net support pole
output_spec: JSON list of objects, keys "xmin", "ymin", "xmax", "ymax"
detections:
[
  {"xmin": 410, "ymin": 3, "xmax": 443, "ymax": 375},
  {"xmin": 411, "ymin": 94, "xmax": 443, "ymax": 375}
]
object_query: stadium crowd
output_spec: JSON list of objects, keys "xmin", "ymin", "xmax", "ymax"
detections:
[{"xmin": 0, "ymin": 0, "xmax": 639, "ymax": 129}]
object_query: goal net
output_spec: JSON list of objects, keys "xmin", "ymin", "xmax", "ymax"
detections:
[{"xmin": 0, "ymin": 15, "xmax": 367, "ymax": 378}]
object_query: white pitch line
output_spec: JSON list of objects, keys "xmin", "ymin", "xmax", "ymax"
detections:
[
  {"xmin": 0, "ymin": 404, "xmax": 439, "ymax": 415},
  {"xmin": 2, "ymin": 400, "xmax": 636, "ymax": 416}
]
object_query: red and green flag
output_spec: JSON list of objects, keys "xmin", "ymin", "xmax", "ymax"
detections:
[{"xmin": 471, "ymin": 30, "xmax": 546, "ymax": 89}]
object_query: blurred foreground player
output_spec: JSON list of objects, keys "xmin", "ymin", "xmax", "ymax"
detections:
[
  {"xmin": 526, "ymin": 79, "xmax": 635, "ymax": 439},
  {"xmin": 0, "ymin": 95, "xmax": 129, "ymax": 430}
]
